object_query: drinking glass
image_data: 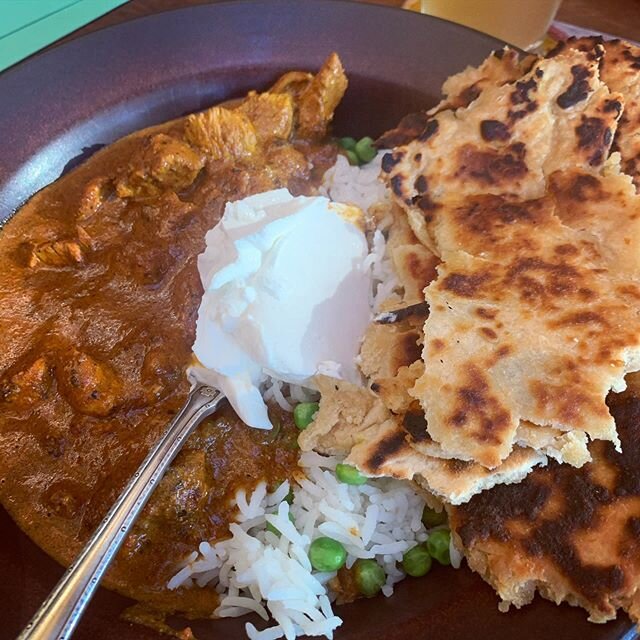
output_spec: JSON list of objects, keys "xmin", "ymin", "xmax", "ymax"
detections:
[{"xmin": 418, "ymin": 0, "xmax": 562, "ymax": 50}]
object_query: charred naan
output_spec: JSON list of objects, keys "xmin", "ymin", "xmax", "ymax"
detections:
[
  {"xmin": 383, "ymin": 46, "xmax": 622, "ymax": 251},
  {"xmin": 554, "ymin": 37, "xmax": 640, "ymax": 190},
  {"xmin": 299, "ymin": 377, "xmax": 547, "ymax": 506},
  {"xmin": 381, "ymin": 45, "xmax": 640, "ymax": 469},
  {"xmin": 449, "ymin": 381, "xmax": 640, "ymax": 624},
  {"xmin": 377, "ymin": 48, "xmax": 535, "ymax": 149}
]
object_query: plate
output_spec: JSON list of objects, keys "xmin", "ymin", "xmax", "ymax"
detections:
[{"xmin": 0, "ymin": 1, "xmax": 635, "ymax": 638}]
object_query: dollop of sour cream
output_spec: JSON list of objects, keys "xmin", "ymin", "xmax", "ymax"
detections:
[{"xmin": 191, "ymin": 188, "xmax": 371, "ymax": 429}]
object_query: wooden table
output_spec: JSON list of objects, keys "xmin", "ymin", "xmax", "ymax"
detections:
[{"xmin": 70, "ymin": 0, "xmax": 640, "ymax": 44}]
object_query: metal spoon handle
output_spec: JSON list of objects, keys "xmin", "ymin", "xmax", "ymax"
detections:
[{"xmin": 18, "ymin": 384, "xmax": 225, "ymax": 640}]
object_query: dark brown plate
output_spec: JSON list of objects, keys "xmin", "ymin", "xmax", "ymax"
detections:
[{"xmin": 0, "ymin": 1, "xmax": 636, "ymax": 639}]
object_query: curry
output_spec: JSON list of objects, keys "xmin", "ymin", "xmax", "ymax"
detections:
[{"xmin": 0, "ymin": 55, "xmax": 344, "ymax": 616}]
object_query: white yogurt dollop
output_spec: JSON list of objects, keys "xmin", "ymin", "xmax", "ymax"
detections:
[{"xmin": 191, "ymin": 188, "xmax": 371, "ymax": 429}]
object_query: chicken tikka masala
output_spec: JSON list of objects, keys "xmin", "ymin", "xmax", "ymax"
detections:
[{"xmin": 0, "ymin": 54, "xmax": 345, "ymax": 616}]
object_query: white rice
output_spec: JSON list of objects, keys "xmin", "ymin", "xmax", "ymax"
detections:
[
  {"xmin": 319, "ymin": 152, "xmax": 390, "ymax": 213},
  {"xmin": 320, "ymin": 151, "xmax": 398, "ymax": 310},
  {"xmin": 169, "ymin": 452, "xmax": 441, "ymax": 640},
  {"xmin": 168, "ymin": 153, "xmax": 451, "ymax": 639}
]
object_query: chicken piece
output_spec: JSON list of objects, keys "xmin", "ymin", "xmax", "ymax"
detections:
[
  {"xmin": 236, "ymin": 92, "xmax": 294, "ymax": 142},
  {"xmin": 0, "ymin": 357, "xmax": 53, "ymax": 407},
  {"xmin": 184, "ymin": 107, "xmax": 257, "ymax": 161},
  {"xmin": 136, "ymin": 191, "xmax": 196, "ymax": 240},
  {"xmin": 116, "ymin": 133, "xmax": 204, "ymax": 200},
  {"xmin": 296, "ymin": 52, "xmax": 348, "ymax": 139},
  {"xmin": 263, "ymin": 143, "xmax": 311, "ymax": 188},
  {"xmin": 75, "ymin": 225, "xmax": 94, "ymax": 250},
  {"xmin": 143, "ymin": 449, "xmax": 210, "ymax": 526},
  {"xmin": 269, "ymin": 70, "xmax": 314, "ymax": 99},
  {"xmin": 140, "ymin": 345, "xmax": 183, "ymax": 403},
  {"xmin": 56, "ymin": 348, "xmax": 124, "ymax": 417},
  {"xmin": 28, "ymin": 239, "xmax": 83, "ymax": 267},
  {"xmin": 78, "ymin": 176, "xmax": 114, "ymax": 219}
]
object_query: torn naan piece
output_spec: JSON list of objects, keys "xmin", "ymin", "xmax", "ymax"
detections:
[
  {"xmin": 555, "ymin": 37, "xmax": 640, "ymax": 189},
  {"xmin": 359, "ymin": 321, "xmax": 423, "ymax": 414},
  {"xmin": 415, "ymin": 244, "xmax": 640, "ymax": 468},
  {"xmin": 362, "ymin": 198, "xmax": 600, "ymax": 471},
  {"xmin": 405, "ymin": 410, "xmax": 590, "ymax": 469},
  {"xmin": 360, "ymin": 305, "xmax": 585, "ymax": 470},
  {"xmin": 377, "ymin": 47, "xmax": 535, "ymax": 148},
  {"xmin": 414, "ymin": 186, "xmax": 640, "ymax": 469},
  {"xmin": 359, "ymin": 201, "xmax": 435, "ymax": 414},
  {"xmin": 434, "ymin": 48, "xmax": 537, "ymax": 114},
  {"xmin": 513, "ymin": 422, "xmax": 590, "ymax": 468},
  {"xmin": 379, "ymin": 44, "xmax": 640, "ymax": 469},
  {"xmin": 299, "ymin": 377, "xmax": 547, "ymax": 505},
  {"xmin": 449, "ymin": 384, "xmax": 640, "ymax": 624},
  {"xmin": 549, "ymin": 166, "xmax": 640, "ymax": 276},
  {"xmin": 382, "ymin": 45, "xmax": 622, "ymax": 252},
  {"xmin": 384, "ymin": 203, "xmax": 439, "ymax": 305}
]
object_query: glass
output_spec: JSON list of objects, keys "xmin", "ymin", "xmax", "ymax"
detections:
[{"xmin": 418, "ymin": 0, "xmax": 562, "ymax": 50}]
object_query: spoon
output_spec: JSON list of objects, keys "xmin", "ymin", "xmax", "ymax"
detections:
[{"xmin": 17, "ymin": 383, "xmax": 225, "ymax": 640}]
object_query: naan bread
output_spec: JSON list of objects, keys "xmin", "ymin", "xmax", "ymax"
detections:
[
  {"xmin": 299, "ymin": 377, "xmax": 547, "ymax": 505},
  {"xmin": 327, "ymin": 36, "xmax": 640, "ymax": 626},
  {"xmin": 307, "ymin": 41, "xmax": 640, "ymax": 502},
  {"xmin": 359, "ymin": 202, "xmax": 434, "ymax": 414},
  {"xmin": 555, "ymin": 37, "xmax": 640, "ymax": 189},
  {"xmin": 377, "ymin": 48, "xmax": 534, "ymax": 149},
  {"xmin": 383, "ymin": 45, "xmax": 621, "ymax": 251},
  {"xmin": 414, "ymin": 200, "xmax": 640, "ymax": 467},
  {"xmin": 381, "ymin": 45, "xmax": 640, "ymax": 469},
  {"xmin": 359, "ymin": 196, "xmax": 596, "ymax": 475},
  {"xmin": 449, "ymin": 381, "xmax": 640, "ymax": 624},
  {"xmin": 407, "ymin": 416, "xmax": 591, "ymax": 469}
]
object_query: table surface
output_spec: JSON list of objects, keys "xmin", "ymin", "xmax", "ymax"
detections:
[{"xmin": 65, "ymin": 0, "xmax": 640, "ymax": 44}]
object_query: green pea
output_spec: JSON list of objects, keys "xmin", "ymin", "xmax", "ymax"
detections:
[
  {"xmin": 353, "ymin": 559, "xmax": 386, "ymax": 597},
  {"xmin": 402, "ymin": 543, "xmax": 432, "ymax": 577},
  {"xmin": 345, "ymin": 149, "xmax": 360, "ymax": 166},
  {"xmin": 421, "ymin": 506, "xmax": 447, "ymax": 529},
  {"xmin": 293, "ymin": 402, "xmax": 319, "ymax": 430},
  {"xmin": 339, "ymin": 136, "xmax": 357, "ymax": 151},
  {"xmin": 308, "ymin": 537, "xmax": 347, "ymax": 572},
  {"xmin": 427, "ymin": 529, "xmax": 451, "ymax": 566},
  {"xmin": 266, "ymin": 512, "xmax": 295, "ymax": 537},
  {"xmin": 355, "ymin": 136, "xmax": 377, "ymax": 164},
  {"xmin": 335, "ymin": 463, "xmax": 367, "ymax": 485}
]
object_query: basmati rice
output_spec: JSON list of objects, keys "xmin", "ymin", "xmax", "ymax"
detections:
[{"xmin": 169, "ymin": 451, "xmax": 440, "ymax": 640}]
